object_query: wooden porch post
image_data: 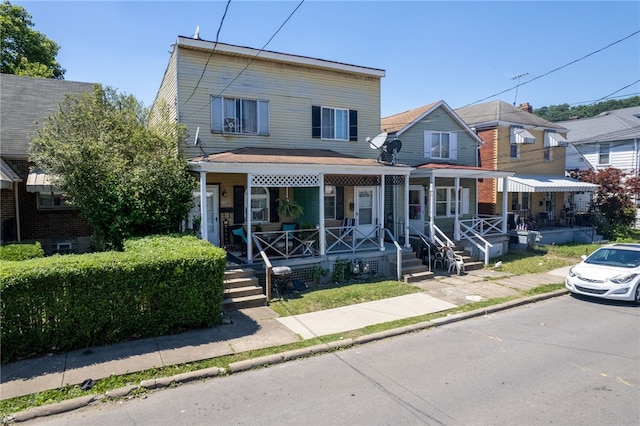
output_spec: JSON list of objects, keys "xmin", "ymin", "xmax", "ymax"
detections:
[
  {"xmin": 199, "ymin": 172, "xmax": 208, "ymax": 241},
  {"xmin": 379, "ymin": 173, "xmax": 385, "ymax": 250},
  {"xmin": 501, "ymin": 177, "xmax": 509, "ymax": 233},
  {"xmin": 429, "ymin": 176, "xmax": 435, "ymax": 243},
  {"xmin": 247, "ymin": 173, "xmax": 253, "ymax": 260},
  {"xmin": 319, "ymin": 173, "xmax": 326, "ymax": 255},
  {"xmin": 454, "ymin": 177, "xmax": 460, "ymax": 241}
]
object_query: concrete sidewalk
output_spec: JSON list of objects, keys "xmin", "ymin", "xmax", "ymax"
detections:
[{"xmin": 0, "ymin": 266, "xmax": 571, "ymax": 403}]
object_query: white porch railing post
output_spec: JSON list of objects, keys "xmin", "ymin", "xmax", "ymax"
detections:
[
  {"xmin": 319, "ymin": 174, "xmax": 326, "ymax": 256},
  {"xmin": 501, "ymin": 177, "xmax": 509, "ymax": 233},
  {"xmin": 379, "ymin": 174, "xmax": 385, "ymax": 251},
  {"xmin": 454, "ymin": 177, "xmax": 460, "ymax": 241},
  {"xmin": 247, "ymin": 174, "xmax": 252, "ymax": 261},
  {"xmin": 429, "ymin": 177, "xmax": 435, "ymax": 244},
  {"xmin": 199, "ymin": 172, "xmax": 208, "ymax": 242},
  {"xmin": 404, "ymin": 175, "xmax": 410, "ymax": 248}
]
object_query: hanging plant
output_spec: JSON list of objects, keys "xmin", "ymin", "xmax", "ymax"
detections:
[
  {"xmin": 277, "ymin": 187, "xmax": 303, "ymax": 219},
  {"xmin": 277, "ymin": 198, "xmax": 304, "ymax": 220}
]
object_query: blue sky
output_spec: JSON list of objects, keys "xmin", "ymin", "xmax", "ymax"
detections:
[{"xmin": 15, "ymin": 1, "xmax": 640, "ymax": 117}]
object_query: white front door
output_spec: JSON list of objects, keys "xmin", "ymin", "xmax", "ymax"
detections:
[
  {"xmin": 355, "ymin": 186, "xmax": 378, "ymax": 239},
  {"xmin": 189, "ymin": 186, "xmax": 220, "ymax": 246}
]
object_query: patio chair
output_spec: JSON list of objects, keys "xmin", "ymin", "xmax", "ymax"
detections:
[
  {"xmin": 433, "ymin": 247, "xmax": 447, "ymax": 270},
  {"xmin": 230, "ymin": 226, "xmax": 248, "ymax": 257},
  {"xmin": 445, "ymin": 247, "xmax": 465, "ymax": 275}
]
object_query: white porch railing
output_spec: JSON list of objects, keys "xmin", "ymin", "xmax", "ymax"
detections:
[
  {"xmin": 459, "ymin": 215, "xmax": 505, "ymax": 237},
  {"xmin": 325, "ymin": 224, "xmax": 382, "ymax": 255},
  {"xmin": 458, "ymin": 221, "xmax": 493, "ymax": 265},
  {"xmin": 384, "ymin": 228, "xmax": 403, "ymax": 281}
]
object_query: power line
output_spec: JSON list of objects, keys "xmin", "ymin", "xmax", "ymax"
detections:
[
  {"xmin": 182, "ymin": 0, "xmax": 232, "ymax": 107},
  {"xmin": 461, "ymin": 30, "xmax": 640, "ymax": 108}
]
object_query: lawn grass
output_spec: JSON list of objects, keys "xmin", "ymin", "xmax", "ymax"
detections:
[{"xmin": 0, "ymin": 238, "xmax": 632, "ymax": 419}]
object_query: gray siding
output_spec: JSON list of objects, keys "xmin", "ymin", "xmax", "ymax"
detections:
[{"xmin": 398, "ymin": 106, "xmax": 477, "ymax": 167}]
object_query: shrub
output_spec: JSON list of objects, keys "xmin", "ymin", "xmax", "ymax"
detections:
[
  {"xmin": 0, "ymin": 235, "xmax": 226, "ymax": 364},
  {"xmin": 0, "ymin": 241, "xmax": 44, "ymax": 261}
]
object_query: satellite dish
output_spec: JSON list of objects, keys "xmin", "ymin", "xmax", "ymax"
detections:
[
  {"xmin": 367, "ymin": 132, "xmax": 388, "ymax": 150},
  {"xmin": 378, "ymin": 138, "xmax": 402, "ymax": 165}
]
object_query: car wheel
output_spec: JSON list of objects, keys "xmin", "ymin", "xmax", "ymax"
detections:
[{"xmin": 635, "ymin": 284, "xmax": 640, "ymax": 305}]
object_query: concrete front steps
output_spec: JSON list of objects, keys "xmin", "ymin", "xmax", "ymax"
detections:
[
  {"xmin": 397, "ymin": 246, "xmax": 485, "ymax": 283},
  {"xmin": 222, "ymin": 267, "xmax": 267, "ymax": 310}
]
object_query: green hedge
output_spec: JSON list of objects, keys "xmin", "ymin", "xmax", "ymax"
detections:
[
  {"xmin": 0, "ymin": 235, "xmax": 226, "ymax": 364},
  {"xmin": 0, "ymin": 241, "xmax": 44, "ymax": 261}
]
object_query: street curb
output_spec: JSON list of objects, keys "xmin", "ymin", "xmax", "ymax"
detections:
[{"xmin": 6, "ymin": 289, "xmax": 569, "ymax": 423}]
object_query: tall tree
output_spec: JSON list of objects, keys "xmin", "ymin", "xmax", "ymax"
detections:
[
  {"xmin": 0, "ymin": 0, "xmax": 64, "ymax": 78},
  {"xmin": 29, "ymin": 86, "xmax": 197, "ymax": 250}
]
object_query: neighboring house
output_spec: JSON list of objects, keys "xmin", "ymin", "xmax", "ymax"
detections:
[
  {"xmin": 559, "ymin": 106, "xmax": 640, "ymax": 227},
  {"xmin": 381, "ymin": 101, "xmax": 513, "ymax": 260},
  {"xmin": 455, "ymin": 101, "xmax": 599, "ymax": 244},
  {"xmin": 0, "ymin": 74, "xmax": 96, "ymax": 253},
  {"xmin": 151, "ymin": 36, "xmax": 413, "ymax": 280}
]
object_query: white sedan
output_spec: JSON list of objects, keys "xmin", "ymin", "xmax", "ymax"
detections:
[{"xmin": 566, "ymin": 243, "xmax": 640, "ymax": 304}]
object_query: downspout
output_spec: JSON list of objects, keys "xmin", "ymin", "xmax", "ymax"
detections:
[{"xmin": 14, "ymin": 183, "xmax": 21, "ymax": 241}]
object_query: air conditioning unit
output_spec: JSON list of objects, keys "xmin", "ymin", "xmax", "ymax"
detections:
[{"xmin": 223, "ymin": 117, "xmax": 238, "ymax": 133}]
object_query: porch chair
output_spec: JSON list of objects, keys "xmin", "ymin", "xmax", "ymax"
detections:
[
  {"xmin": 445, "ymin": 247, "xmax": 465, "ymax": 275},
  {"xmin": 433, "ymin": 247, "xmax": 447, "ymax": 270},
  {"xmin": 230, "ymin": 226, "xmax": 248, "ymax": 257},
  {"xmin": 276, "ymin": 223, "xmax": 298, "ymax": 253}
]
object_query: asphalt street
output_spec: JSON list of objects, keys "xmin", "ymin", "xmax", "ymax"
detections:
[{"xmin": 27, "ymin": 294, "xmax": 640, "ymax": 426}]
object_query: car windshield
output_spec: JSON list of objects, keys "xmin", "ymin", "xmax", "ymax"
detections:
[{"xmin": 585, "ymin": 247, "xmax": 640, "ymax": 268}]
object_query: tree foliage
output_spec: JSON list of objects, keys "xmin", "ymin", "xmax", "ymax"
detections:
[
  {"xmin": 0, "ymin": 0, "xmax": 64, "ymax": 78},
  {"xmin": 573, "ymin": 168, "xmax": 637, "ymax": 238},
  {"xmin": 29, "ymin": 86, "xmax": 197, "ymax": 250},
  {"xmin": 534, "ymin": 96, "xmax": 640, "ymax": 122}
]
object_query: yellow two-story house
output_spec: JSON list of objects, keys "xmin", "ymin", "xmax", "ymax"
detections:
[{"xmin": 151, "ymin": 36, "xmax": 414, "ymax": 285}]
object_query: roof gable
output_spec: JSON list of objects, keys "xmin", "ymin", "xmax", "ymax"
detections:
[{"xmin": 455, "ymin": 100, "xmax": 567, "ymax": 132}]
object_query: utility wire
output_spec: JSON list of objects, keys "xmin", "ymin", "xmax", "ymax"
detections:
[
  {"xmin": 182, "ymin": 0, "xmax": 232, "ymax": 107},
  {"xmin": 461, "ymin": 30, "xmax": 640, "ymax": 108}
]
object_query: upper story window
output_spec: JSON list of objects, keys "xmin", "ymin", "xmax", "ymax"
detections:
[
  {"xmin": 424, "ymin": 131, "xmax": 457, "ymax": 160},
  {"xmin": 211, "ymin": 96, "xmax": 269, "ymax": 135},
  {"xmin": 510, "ymin": 144, "xmax": 520, "ymax": 159},
  {"xmin": 312, "ymin": 106, "xmax": 358, "ymax": 141},
  {"xmin": 598, "ymin": 143, "xmax": 610, "ymax": 165}
]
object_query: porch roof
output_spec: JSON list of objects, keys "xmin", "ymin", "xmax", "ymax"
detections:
[
  {"xmin": 411, "ymin": 163, "xmax": 514, "ymax": 179},
  {"xmin": 0, "ymin": 158, "xmax": 21, "ymax": 189},
  {"xmin": 498, "ymin": 175, "xmax": 599, "ymax": 193},
  {"xmin": 26, "ymin": 170, "xmax": 58, "ymax": 193},
  {"xmin": 188, "ymin": 147, "xmax": 413, "ymax": 176}
]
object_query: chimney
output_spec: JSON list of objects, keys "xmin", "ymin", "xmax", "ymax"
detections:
[{"xmin": 518, "ymin": 102, "xmax": 532, "ymax": 113}]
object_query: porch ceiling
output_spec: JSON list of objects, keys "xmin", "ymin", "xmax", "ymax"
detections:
[
  {"xmin": 498, "ymin": 175, "xmax": 599, "ymax": 193},
  {"xmin": 188, "ymin": 147, "xmax": 413, "ymax": 176},
  {"xmin": 412, "ymin": 163, "xmax": 514, "ymax": 179}
]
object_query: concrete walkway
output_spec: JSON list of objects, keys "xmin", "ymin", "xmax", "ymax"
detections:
[{"xmin": 0, "ymin": 266, "xmax": 571, "ymax": 405}]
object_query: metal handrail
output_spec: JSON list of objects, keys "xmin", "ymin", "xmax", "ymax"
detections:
[
  {"xmin": 384, "ymin": 228, "xmax": 403, "ymax": 281},
  {"xmin": 458, "ymin": 221, "xmax": 493, "ymax": 265},
  {"xmin": 250, "ymin": 234, "xmax": 273, "ymax": 301}
]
